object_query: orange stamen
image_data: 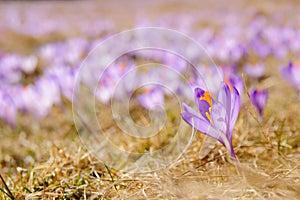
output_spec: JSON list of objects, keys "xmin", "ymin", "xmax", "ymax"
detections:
[
  {"xmin": 200, "ymin": 91, "xmax": 212, "ymax": 106},
  {"xmin": 205, "ymin": 111, "xmax": 212, "ymax": 123}
]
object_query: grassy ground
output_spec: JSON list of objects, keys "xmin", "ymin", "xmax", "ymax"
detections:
[{"xmin": 1, "ymin": 0, "xmax": 300, "ymax": 199}]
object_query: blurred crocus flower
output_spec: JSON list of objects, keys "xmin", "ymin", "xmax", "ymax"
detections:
[
  {"xmin": 0, "ymin": 54, "xmax": 22, "ymax": 84},
  {"xmin": 280, "ymin": 61, "xmax": 300, "ymax": 100},
  {"xmin": 243, "ymin": 62, "xmax": 265, "ymax": 78},
  {"xmin": 162, "ymin": 53, "xmax": 187, "ymax": 72},
  {"xmin": 0, "ymin": 53, "xmax": 37, "ymax": 84},
  {"xmin": 45, "ymin": 65, "xmax": 77, "ymax": 100},
  {"xmin": 137, "ymin": 87, "xmax": 164, "ymax": 110},
  {"xmin": 250, "ymin": 89, "xmax": 268, "ymax": 120},
  {"xmin": 19, "ymin": 76, "xmax": 60, "ymax": 118},
  {"xmin": 39, "ymin": 38, "xmax": 89, "ymax": 65},
  {"xmin": 95, "ymin": 61, "xmax": 137, "ymax": 104},
  {"xmin": 250, "ymin": 38, "xmax": 271, "ymax": 58},
  {"xmin": 0, "ymin": 89, "xmax": 17, "ymax": 127},
  {"xmin": 181, "ymin": 82, "xmax": 240, "ymax": 159}
]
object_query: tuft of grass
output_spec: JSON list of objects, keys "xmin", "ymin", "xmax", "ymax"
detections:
[{"xmin": 0, "ymin": 173, "xmax": 15, "ymax": 200}]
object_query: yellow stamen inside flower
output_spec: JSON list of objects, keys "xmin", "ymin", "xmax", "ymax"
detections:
[
  {"xmin": 205, "ymin": 111, "xmax": 212, "ymax": 123},
  {"xmin": 294, "ymin": 61, "xmax": 299, "ymax": 68},
  {"xmin": 199, "ymin": 91, "xmax": 213, "ymax": 123},
  {"xmin": 199, "ymin": 91, "xmax": 212, "ymax": 106},
  {"xmin": 206, "ymin": 106, "xmax": 213, "ymax": 123}
]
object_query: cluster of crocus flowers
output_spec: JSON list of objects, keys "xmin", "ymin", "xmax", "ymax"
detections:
[
  {"xmin": 250, "ymin": 89, "xmax": 269, "ymax": 121},
  {"xmin": 0, "ymin": 53, "xmax": 37, "ymax": 84},
  {"xmin": 181, "ymin": 82, "xmax": 241, "ymax": 159},
  {"xmin": 280, "ymin": 61, "xmax": 300, "ymax": 101},
  {"xmin": 1, "ymin": 12, "xmax": 300, "ymax": 129}
]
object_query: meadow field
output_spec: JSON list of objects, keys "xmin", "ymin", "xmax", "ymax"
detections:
[{"xmin": 0, "ymin": 0, "xmax": 300, "ymax": 199}]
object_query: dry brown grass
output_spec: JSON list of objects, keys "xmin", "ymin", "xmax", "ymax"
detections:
[{"xmin": 1, "ymin": 66, "xmax": 300, "ymax": 199}]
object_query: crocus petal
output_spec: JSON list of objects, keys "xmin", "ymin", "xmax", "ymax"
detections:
[
  {"xmin": 182, "ymin": 102, "xmax": 202, "ymax": 118},
  {"xmin": 291, "ymin": 67, "xmax": 300, "ymax": 90},
  {"xmin": 210, "ymin": 102, "xmax": 227, "ymax": 134},
  {"xmin": 181, "ymin": 110, "xmax": 224, "ymax": 144},
  {"xmin": 218, "ymin": 82, "xmax": 232, "ymax": 118},
  {"xmin": 229, "ymin": 87, "xmax": 241, "ymax": 133},
  {"xmin": 229, "ymin": 74, "xmax": 244, "ymax": 96}
]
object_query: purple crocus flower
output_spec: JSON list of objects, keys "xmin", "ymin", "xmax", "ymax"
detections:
[
  {"xmin": 280, "ymin": 61, "xmax": 300, "ymax": 101},
  {"xmin": 243, "ymin": 62, "xmax": 265, "ymax": 78},
  {"xmin": 250, "ymin": 89, "xmax": 268, "ymax": 120},
  {"xmin": 181, "ymin": 82, "xmax": 240, "ymax": 159},
  {"xmin": 137, "ymin": 87, "xmax": 164, "ymax": 110}
]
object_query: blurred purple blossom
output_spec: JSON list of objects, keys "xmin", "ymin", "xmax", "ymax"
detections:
[
  {"xmin": 243, "ymin": 62, "xmax": 265, "ymax": 78},
  {"xmin": 280, "ymin": 61, "xmax": 300, "ymax": 100},
  {"xmin": 0, "ymin": 89, "xmax": 17, "ymax": 127},
  {"xmin": 250, "ymin": 38, "xmax": 271, "ymax": 58},
  {"xmin": 0, "ymin": 53, "xmax": 37, "ymax": 84},
  {"xmin": 45, "ymin": 65, "xmax": 78, "ymax": 100},
  {"xmin": 137, "ymin": 87, "xmax": 165, "ymax": 110},
  {"xmin": 250, "ymin": 88, "xmax": 268, "ymax": 119},
  {"xmin": 162, "ymin": 53, "xmax": 187, "ymax": 73},
  {"xmin": 18, "ymin": 76, "xmax": 60, "ymax": 119},
  {"xmin": 0, "ymin": 54, "xmax": 22, "ymax": 84},
  {"xmin": 0, "ymin": 8, "xmax": 300, "ymax": 128},
  {"xmin": 95, "ymin": 61, "xmax": 137, "ymax": 104},
  {"xmin": 39, "ymin": 38, "xmax": 89, "ymax": 65}
]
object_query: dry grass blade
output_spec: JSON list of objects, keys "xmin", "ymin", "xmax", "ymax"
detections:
[{"xmin": 0, "ymin": 174, "xmax": 15, "ymax": 200}]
